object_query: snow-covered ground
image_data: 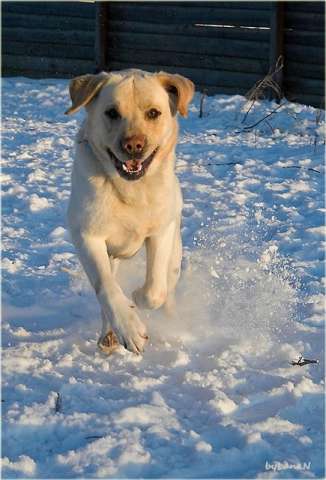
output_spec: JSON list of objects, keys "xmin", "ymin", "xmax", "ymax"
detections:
[{"xmin": 1, "ymin": 77, "xmax": 325, "ymax": 479}]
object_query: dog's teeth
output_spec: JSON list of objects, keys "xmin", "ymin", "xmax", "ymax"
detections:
[{"xmin": 121, "ymin": 162, "xmax": 143, "ymax": 174}]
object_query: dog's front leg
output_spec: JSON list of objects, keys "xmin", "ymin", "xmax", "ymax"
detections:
[
  {"xmin": 71, "ymin": 232, "xmax": 148, "ymax": 354},
  {"xmin": 133, "ymin": 221, "xmax": 176, "ymax": 310}
]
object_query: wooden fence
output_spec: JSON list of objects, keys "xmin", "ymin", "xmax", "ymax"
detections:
[
  {"xmin": 2, "ymin": 1, "xmax": 325, "ymax": 108},
  {"xmin": 2, "ymin": 2, "xmax": 96, "ymax": 77}
]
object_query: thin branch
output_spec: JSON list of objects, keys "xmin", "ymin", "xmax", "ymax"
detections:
[
  {"xmin": 176, "ymin": 162, "xmax": 320, "ymax": 174},
  {"xmin": 282, "ymin": 165, "xmax": 320, "ymax": 174},
  {"xmin": 199, "ymin": 89, "xmax": 207, "ymax": 118},
  {"xmin": 314, "ymin": 108, "xmax": 322, "ymax": 154},
  {"xmin": 241, "ymin": 98, "xmax": 256, "ymax": 124},
  {"xmin": 85, "ymin": 435, "xmax": 105, "ymax": 441},
  {"xmin": 245, "ymin": 55, "xmax": 284, "ymax": 104},
  {"xmin": 175, "ymin": 161, "xmax": 241, "ymax": 170},
  {"xmin": 290, "ymin": 355, "xmax": 319, "ymax": 366},
  {"xmin": 236, "ymin": 102, "xmax": 286, "ymax": 133},
  {"xmin": 55, "ymin": 392, "xmax": 62, "ymax": 413},
  {"xmin": 241, "ymin": 55, "xmax": 284, "ymax": 124},
  {"xmin": 199, "ymin": 161, "xmax": 240, "ymax": 167},
  {"xmin": 265, "ymin": 119, "xmax": 275, "ymax": 134}
]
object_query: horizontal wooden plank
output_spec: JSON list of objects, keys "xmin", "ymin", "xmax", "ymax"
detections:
[
  {"xmin": 107, "ymin": 31, "xmax": 269, "ymax": 59},
  {"xmin": 3, "ymin": 12, "xmax": 95, "ymax": 31},
  {"xmin": 196, "ymin": 84, "xmax": 250, "ymax": 96},
  {"xmin": 285, "ymin": 11, "xmax": 325, "ymax": 31},
  {"xmin": 201, "ymin": 83, "xmax": 325, "ymax": 108},
  {"xmin": 108, "ymin": 47, "xmax": 269, "ymax": 75},
  {"xmin": 284, "ymin": 76, "xmax": 325, "ymax": 95},
  {"xmin": 108, "ymin": 62, "xmax": 259, "ymax": 95},
  {"xmin": 3, "ymin": 54, "xmax": 94, "ymax": 75},
  {"xmin": 285, "ymin": 1, "xmax": 325, "ymax": 14},
  {"xmin": 2, "ymin": 27, "xmax": 94, "ymax": 46},
  {"xmin": 2, "ymin": 68, "xmax": 73, "ymax": 79},
  {"xmin": 108, "ymin": 4, "xmax": 272, "ymax": 27},
  {"xmin": 284, "ymin": 92, "xmax": 325, "ymax": 109},
  {"xmin": 130, "ymin": 2, "xmax": 273, "ymax": 11},
  {"xmin": 107, "ymin": 60, "xmax": 263, "ymax": 90},
  {"xmin": 2, "ymin": 2, "xmax": 95, "ymax": 19},
  {"xmin": 3, "ymin": 41, "xmax": 95, "ymax": 61},
  {"xmin": 285, "ymin": 44, "xmax": 324, "ymax": 65},
  {"xmin": 108, "ymin": 20, "xmax": 270, "ymax": 42},
  {"xmin": 286, "ymin": 61, "xmax": 325, "ymax": 80},
  {"xmin": 285, "ymin": 29, "xmax": 325, "ymax": 47}
]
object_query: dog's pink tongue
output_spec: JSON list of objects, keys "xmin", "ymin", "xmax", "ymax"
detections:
[{"xmin": 125, "ymin": 159, "xmax": 141, "ymax": 171}]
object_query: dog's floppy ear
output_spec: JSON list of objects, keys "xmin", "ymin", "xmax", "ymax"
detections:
[
  {"xmin": 156, "ymin": 72, "xmax": 195, "ymax": 117},
  {"xmin": 65, "ymin": 72, "xmax": 110, "ymax": 115}
]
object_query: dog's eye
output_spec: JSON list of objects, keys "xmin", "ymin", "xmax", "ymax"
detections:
[
  {"xmin": 105, "ymin": 108, "xmax": 120, "ymax": 120},
  {"xmin": 146, "ymin": 108, "xmax": 161, "ymax": 120}
]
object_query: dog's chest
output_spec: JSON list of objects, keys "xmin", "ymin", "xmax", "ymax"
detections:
[
  {"xmin": 103, "ymin": 215, "xmax": 141, "ymax": 258},
  {"xmin": 89, "ymin": 194, "xmax": 170, "ymax": 258},
  {"xmin": 80, "ymin": 172, "xmax": 178, "ymax": 259},
  {"xmin": 104, "ymin": 208, "xmax": 164, "ymax": 258}
]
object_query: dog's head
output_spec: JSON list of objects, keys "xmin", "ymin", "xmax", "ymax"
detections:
[{"xmin": 66, "ymin": 69, "xmax": 194, "ymax": 181}]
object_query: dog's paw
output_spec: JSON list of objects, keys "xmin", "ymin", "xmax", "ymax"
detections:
[
  {"xmin": 132, "ymin": 286, "xmax": 167, "ymax": 310},
  {"xmin": 110, "ymin": 300, "xmax": 149, "ymax": 354},
  {"xmin": 98, "ymin": 330, "xmax": 120, "ymax": 355}
]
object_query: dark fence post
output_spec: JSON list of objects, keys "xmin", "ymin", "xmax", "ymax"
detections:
[
  {"xmin": 269, "ymin": 1, "xmax": 285, "ymax": 99},
  {"xmin": 95, "ymin": 2, "xmax": 108, "ymax": 72}
]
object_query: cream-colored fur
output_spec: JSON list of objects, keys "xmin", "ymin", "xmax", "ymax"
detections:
[{"xmin": 66, "ymin": 69, "xmax": 194, "ymax": 354}]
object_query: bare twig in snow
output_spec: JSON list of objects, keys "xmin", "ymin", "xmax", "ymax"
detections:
[
  {"xmin": 241, "ymin": 98, "xmax": 256, "ymax": 124},
  {"xmin": 282, "ymin": 165, "xmax": 320, "ymax": 174},
  {"xmin": 85, "ymin": 435, "xmax": 105, "ymax": 441},
  {"xmin": 265, "ymin": 119, "xmax": 275, "ymax": 134},
  {"xmin": 199, "ymin": 90, "xmax": 207, "ymax": 118},
  {"xmin": 314, "ymin": 108, "xmax": 323, "ymax": 154},
  {"xmin": 241, "ymin": 56, "xmax": 284, "ymax": 124},
  {"xmin": 176, "ymin": 162, "xmax": 320, "ymax": 175},
  {"xmin": 245, "ymin": 56, "xmax": 284, "ymax": 103},
  {"xmin": 236, "ymin": 102, "xmax": 286, "ymax": 133},
  {"xmin": 175, "ymin": 161, "xmax": 241, "ymax": 171},
  {"xmin": 290, "ymin": 355, "xmax": 319, "ymax": 367},
  {"xmin": 55, "ymin": 392, "xmax": 62, "ymax": 413}
]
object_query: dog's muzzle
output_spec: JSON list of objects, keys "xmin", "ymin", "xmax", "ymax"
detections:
[{"xmin": 107, "ymin": 147, "xmax": 159, "ymax": 181}]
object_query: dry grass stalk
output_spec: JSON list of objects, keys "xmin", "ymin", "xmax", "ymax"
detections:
[
  {"xmin": 199, "ymin": 89, "xmax": 208, "ymax": 118},
  {"xmin": 240, "ymin": 102, "xmax": 286, "ymax": 132},
  {"xmin": 313, "ymin": 108, "xmax": 324, "ymax": 153},
  {"xmin": 242, "ymin": 56, "xmax": 284, "ymax": 124},
  {"xmin": 55, "ymin": 392, "xmax": 62, "ymax": 413}
]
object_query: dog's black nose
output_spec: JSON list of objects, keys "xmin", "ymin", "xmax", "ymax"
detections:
[{"xmin": 121, "ymin": 135, "xmax": 146, "ymax": 156}]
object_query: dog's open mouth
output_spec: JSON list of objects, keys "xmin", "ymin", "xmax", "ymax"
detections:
[{"xmin": 107, "ymin": 147, "xmax": 159, "ymax": 181}]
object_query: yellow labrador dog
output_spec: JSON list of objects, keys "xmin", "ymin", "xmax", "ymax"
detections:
[{"xmin": 66, "ymin": 69, "xmax": 194, "ymax": 354}]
